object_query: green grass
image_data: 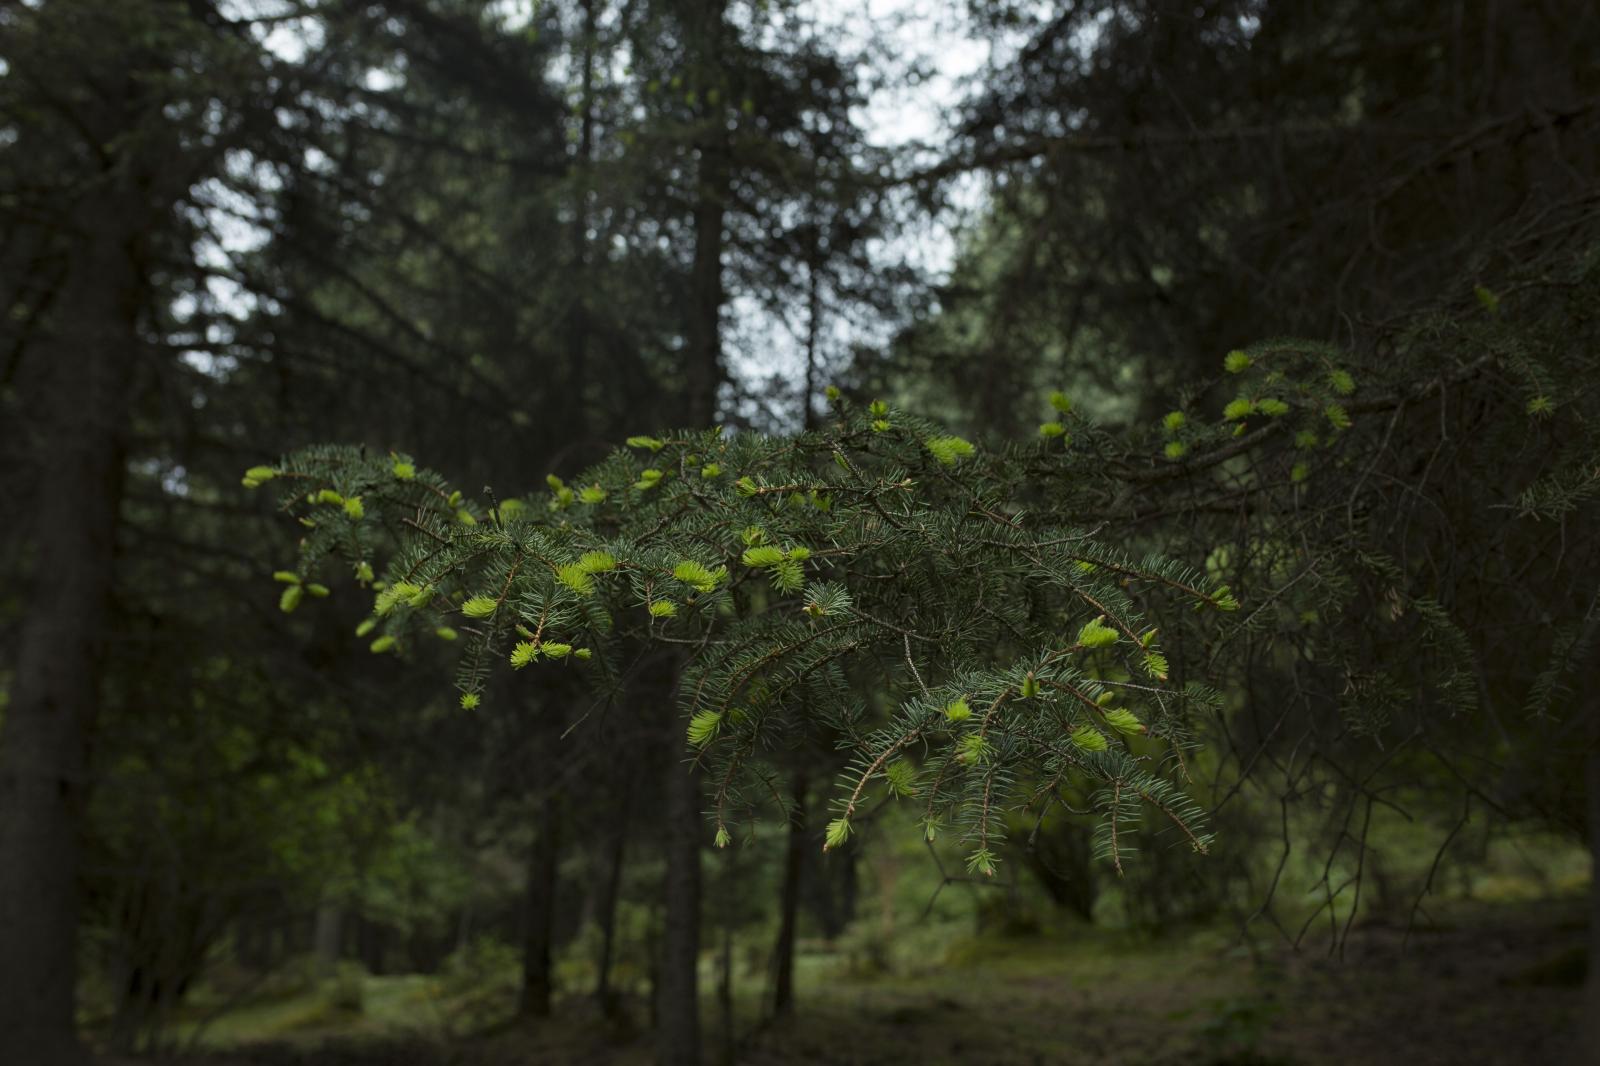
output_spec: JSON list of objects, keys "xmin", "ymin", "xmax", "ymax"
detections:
[{"xmin": 138, "ymin": 838, "xmax": 1590, "ymax": 1066}]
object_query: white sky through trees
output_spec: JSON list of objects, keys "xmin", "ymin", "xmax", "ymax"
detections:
[{"xmin": 198, "ymin": 1, "xmax": 998, "ymax": 425}]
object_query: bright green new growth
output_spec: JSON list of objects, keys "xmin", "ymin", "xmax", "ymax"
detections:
[
  {"xmin": 1069, "ymin": 726, "xmax": 1108, "ymax": 752},
  {"xmin": 259, "ymin": 400, "xmax": 1227, "ymax": 874},
  {"xmin": 240, "ymin": 465, "xmax": 279, "ymax": 490},
  {"xmin": 1102, "ymin": 708, "xmax": 1145, "ymax": 736},
  {"xmin": 924, "ymin": 435, "xmax": 976, "ymax": 465},
  {"xmin": 883, "ymin": 760, "xmax": 919, "ymax": 797},
  {"xmin": 578, "ymin": 550, "xmax": 617, "ymax": 573},
  {"xmin": 1223, "ymin": 397, "xmax": 1256, "ymax": 421},
  {"xmin": 1077, "ymin": 617, "xmax": 1119, "ymax": 649},
  {"xmin": 687, "ymin": 710, "xmax": 723, "ymax": 748},
  {"xmin": 673, "ymin": 560, "xmax": 725, "ymax": 593},
  {"xmin": 460, "ymin": 596, "xmax": 498, "ymax": 619},
  {"xmin": 555, "ymin": 564, "xmax": 595, "ymax": 595},
  {"xmin": 740, "ymin": 545, "xmax": 786, "ymax": 567}
]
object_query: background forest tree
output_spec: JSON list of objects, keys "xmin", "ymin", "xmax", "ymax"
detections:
[{"xmin": 1, "ymin": 2, "xmax": 1597, "ymax": 1065}]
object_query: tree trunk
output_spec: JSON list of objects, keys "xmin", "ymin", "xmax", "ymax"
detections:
[
  {"xmin": 564, "ymin": 0, "xmax": 596, "ymax": 418},
  {"xmin": 1584, "ymin": 747, "xmax": 1600, "ymax": 1062},
  {"xmin": 1020, "ymin": 821, "xmax": 1097, "ymax": 923},
  {"xmin": 770, "ymin": 773, "xmax": 807, "ymax": 1017},
  {"xmin": 314, "ymin": 904, "xmax": 343, "ymax": 976},
  {"xmin": 0, "ymin": 196, "xmax": 141, "ymax": 1066},
  {"xmin": 520, "ymin": 795, "xmax": 562, "ymax": 1018},
  {"xmin": 595, "ymin": 782, "xmax": 631, "ymax": 1016},
  {"xmin": 682, "ymin": 3, "xmax": 730, "ymax": 428},
  {"xmin": 358, "ymin": 915, "xmax": 388, "ymax": 975},
  {"xmin": 716, "ymin": 924, "xmax": 734, "ymax": 1066},
  {"xmin": 657, "ymin": 757, "xmax": 702, "ymax": 1066}
]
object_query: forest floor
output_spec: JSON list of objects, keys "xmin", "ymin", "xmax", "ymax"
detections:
[{"xmin": 135, "ymin": 898, "xmax": 1585, "ymax": 1066}]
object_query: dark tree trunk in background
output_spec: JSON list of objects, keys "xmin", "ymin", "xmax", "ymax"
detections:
[
  {"xmin": 1021, "ymin": 821, "xmax": 1098, "ymax": 923},
  {"xmin": 314, "ymin": 904, "xmax": 343, "ymax": 975},
  {"xmin": 563, "ymin": 0, "xmax": 596, "ymax": 416},
  {"xmin": 802, "ymin": 227, "xmax": 822, "ymax": 432},
  {"xmin": 658, "ymin": 757, "xmax": 702, "ymax": 1066},
  {"xmin": 520, "ymin": 794, "xmax": 562, "ymax": 1017},
  {"xmin": 358, "ymin": 915, "xmax": 388, "ymax": 975},
  {"xmin": 1584, "ymin": 745, "xmax": 1600, "ymax": 1062},
  {"xmin": 806, "ymin": 840, "xmax": 858, "ymax": 940},
  {"xmin": 594, "ymin": 781, "xmax": 631, "ymax": 1016},
  {"xmin": 716, "ymin": 924, "xmax": 734, "ymax": 1066},
  {"xmin": 770, "ymin": 773, "xmax": 807, "ymax": 1017},
  {"xmin": 0, "ymin": 194, "xmax": 142, "ymax": 1066},
  {"xmin": 682, "ymin": 2, "xmax": 730, "ymax": 428},
  {"xmin": 654, "ymin": 4, "xmax": 729, "ymax": 1054}
]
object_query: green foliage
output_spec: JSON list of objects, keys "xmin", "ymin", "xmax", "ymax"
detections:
[
  {"xmin": 923, "ymin": 435, "xmax": 976, "ymax": 465},
  {"xmin": 459, "ymin": 596, "xmax": 498, "ymax": 619},
  {"xmin": 687, "ymin": 710, "xmax": 723, "ymax": 748},
  {"xmin": 1076, "ymin": 617, "xmax": 1118, "ymax": 649},
  {"xmin": 1069, "ymin": 726, "xmax": 1108, "ymax": 753},
  {"xmin": 673, "ymin": 560, "xmax": 725, "ymax": 593},
  {"xmin": 1102, "ymin": 708, "xmax": 1144, "ymax": 736},
  {"xmin": 1222, "ymin": 397, "xmax": 1255, "ymax": 421},
  {"xmin": 261, "ymin": 408, "xmax": 1227, "ymax": 873}
]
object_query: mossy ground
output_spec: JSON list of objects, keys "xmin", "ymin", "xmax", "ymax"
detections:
[{"xmin": 114, "ymin": 897, "xmax": 1584, "ymax": 1066}]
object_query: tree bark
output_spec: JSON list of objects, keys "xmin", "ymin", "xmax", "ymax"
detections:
[
  {"xmin": 0, "ymin": 194, "xmax": 141, "ymax": 1066},
  {"xmin": 802, "ymin": 227, "xmax": 821, "ymax": 432},
  {"xmin": 563, "ymin": 0, "xmax": 596, "ymax": 421},
  {"xmin": 594, "ymin": 781, "xmax": 631, "ymax": 1016},
  {"xmin": 314, "ymin": 904, "xmax": 343, "ymax": 976},
  {"xmin": 770, "ymin": 773, "xmax": 807, "ymax": 1017},
  {"xmin": 1020, "ymin": 821, "xmax": 1097, "ymax": 923},
  {"xmin": 1584, "ymin": 747, "xmax": 1600, "ymax": 1062},
  {"xmin": 657, "ymin": 757, "xmax": 702, "ymax": 1066},
  {"xmin": 716, "ymin": 923, "xmax": 734, "ymax": 1066},
  {"xmin": 520, "ymin": 794, "xmax": 562, "ymax": 1018},
  {"xmin": 682, "ymin": 2, "xmax": 730, "ymax": 428}
]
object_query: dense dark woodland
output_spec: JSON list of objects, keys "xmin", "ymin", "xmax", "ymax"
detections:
[{"xmin": 2, "ymin": 2, "xmax": 1599, "ymax": 1064}]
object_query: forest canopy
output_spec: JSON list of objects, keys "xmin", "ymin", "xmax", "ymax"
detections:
[{"xmin": 1, "ymin": 2, "xmax": 1597, "ymax": 1065}]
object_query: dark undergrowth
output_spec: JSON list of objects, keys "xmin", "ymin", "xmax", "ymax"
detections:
[{"xmin": 107, "ymin": 898, "xmax": 1586, "ymax": 1066}]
